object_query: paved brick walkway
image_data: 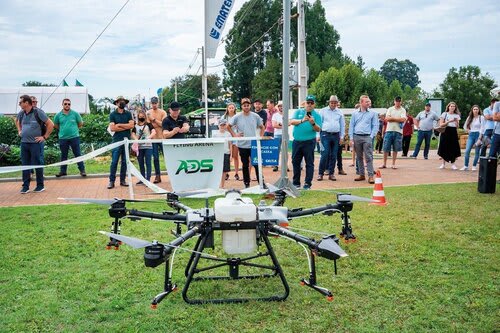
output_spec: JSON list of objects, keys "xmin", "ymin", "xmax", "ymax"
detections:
[{"xmin": 0, "ymin": 150, "xmax": 496, "ymax": 207}]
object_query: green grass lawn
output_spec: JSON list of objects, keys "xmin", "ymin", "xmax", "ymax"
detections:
[{"xmin": 0, "ymin": 183, "xmax": 498, "ymax": 332}]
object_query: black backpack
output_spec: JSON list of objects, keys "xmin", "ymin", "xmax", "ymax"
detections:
[{"xmin": 33, "ymin": 108, "xmax": 47, "ymax": 136}]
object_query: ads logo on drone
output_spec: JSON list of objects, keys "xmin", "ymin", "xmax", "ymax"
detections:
[{"xmin": 176, "ymin": 159, "xmax": 214, "ymax": 174}]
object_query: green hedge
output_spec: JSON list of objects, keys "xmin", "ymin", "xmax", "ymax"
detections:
[{"xmin": 0, "ymin": 113, "xmax": 112, "ymax": 166}]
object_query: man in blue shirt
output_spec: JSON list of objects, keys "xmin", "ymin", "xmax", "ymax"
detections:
[
  {"xmin": 482, "ymin": 98, "xmax": 497, "ymax": 156},
  {"xmin": 348, "ymin": 95, "xmax": 379, "ymax": 184},
  {"xmin": 107, "ymin": 96, "xmax": 134, "ymax": 189},
  {"xmin": 290, "ymin": 95, "xmax": 322, "ymax": 190},
  {"xmin": 317, "ymin": 95, "xmax": 345, "ymax": 181},
  {"xmin": 488, "ymin": 100, "xmax": 500, "ymax": 158}
]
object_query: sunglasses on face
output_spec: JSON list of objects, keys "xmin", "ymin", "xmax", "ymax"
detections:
[
  {"xmin": 64, "ymin": 103, "xmax": 71, "ymax": 106},
  {"xmin": 306, "ymin": 101, "xmax": 315, "ymax": 105}
]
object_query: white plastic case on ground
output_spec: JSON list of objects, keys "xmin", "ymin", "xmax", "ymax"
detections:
[{"xmin": 215, "ymin": 192, "xmax": 257, "ymax": 254}]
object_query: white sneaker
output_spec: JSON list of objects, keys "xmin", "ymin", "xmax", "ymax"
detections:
[
  {"xmin": 471, "ymin": 166, "xmax": 477, "ymax": 171},
  {"xmin": 459, "ymin": 166, "xmax": 468, "ymax": 171},
  {"xmin": 451, "ymin": 164, "xmax": 458, "ymax": 170},
  {"xmin": 439, "ymin": 163, "xmax": 445, "ymax": 169}
]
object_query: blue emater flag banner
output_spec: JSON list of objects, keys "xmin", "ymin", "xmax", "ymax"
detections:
[{"xmin": 251, "ymin": 139, "xmax": 280, "ymax": 166}]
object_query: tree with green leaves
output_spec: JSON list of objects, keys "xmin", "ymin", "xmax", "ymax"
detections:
[
  {"xmin": 22, "ymin": 81, "xmax": 56, "ymax": 87},
  {"xmin": 162, "ymin": 74, "xmax": 222, "ymax": 113},
  {"xmin": 379, "ymin": 58, "xmax": 420, "ymax": 89},
  {"xmin": 251, "ymin": 56, "xmax": 282, "ymax": 101},
  {"xmin": 436, "ymin": 66, "xmax": 497, "ymax": 120},
  {"xmin": 223, "ymin": 0, "xmax": 348, "ymax": 101}
]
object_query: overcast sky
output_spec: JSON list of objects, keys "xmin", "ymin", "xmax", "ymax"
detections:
[{"xmin": 0, "ymin": 0, "xmax": 498, "ymax": 102}]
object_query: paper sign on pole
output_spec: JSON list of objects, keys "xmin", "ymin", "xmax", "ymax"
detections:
[
  {"xmin": 204, "ymin": 0, "xmax": 234, "ymax": 59},
  {"xmin": 163, "ymin": 140, "xmax": 225, "ymax": 191}
]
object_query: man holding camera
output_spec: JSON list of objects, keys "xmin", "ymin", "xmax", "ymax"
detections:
[
  {"xmin": 162, "ymin": 101, "xmax": 190, "ymax": 139},
  {"xmin": 290, "ymin": 95, "xmax": 322, "ymax": 190}
]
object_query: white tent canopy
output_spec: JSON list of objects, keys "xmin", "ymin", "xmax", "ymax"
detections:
[{"xmin": 0, "ymin": 87, "xmax": 90, "ymax": 115}]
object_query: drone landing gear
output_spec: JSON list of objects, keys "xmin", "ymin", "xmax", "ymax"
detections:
[
  {"xmin": 340, "ymin": 211, "xmax": 356, "ymax": 243},
  {"xmin": 151, "ymin": 256, "xmax": 178, "ymax": 309},
  {"xmin": 106, "ymin": 217, "xmax": 122, "ymax": 250},
  {"xmin": 181, "ymin": 229, "xmax": 290, "ymax": 304},
  {"xmin": 300, "ymin": 250, "xmax": 334, "ymax": 301}
]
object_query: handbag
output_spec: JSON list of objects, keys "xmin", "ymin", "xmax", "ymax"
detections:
[
  {"xmin": 434, "ymin": 126, "xmax": 446, "ymax": 134},
  {"xmin": 434, "ymin": 114, "xmax": 447, "ymax": 134}
]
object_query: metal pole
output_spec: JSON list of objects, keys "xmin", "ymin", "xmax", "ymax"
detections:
[
  {"xmin": 174, "ymin": 81, "xmax": 178, "ymax": 102},
  {"xmin": 275, "ymin": 0, "xmax": 298, "ymax": 195},
  {"xmin": 297, "ymin": 0, "xmax": 307, "ymax": 103},
  {"xmin": 202, "ymin": 46, "xmax": 209, "ymax": 138}
]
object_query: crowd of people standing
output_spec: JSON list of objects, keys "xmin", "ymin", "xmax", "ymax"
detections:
[{"xmin": 14, "ymin": 92, "xmax": 500, "ymax": 194}]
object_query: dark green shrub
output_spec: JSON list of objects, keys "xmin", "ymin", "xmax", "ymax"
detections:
[
  {"xmin": 0, "ymin": 116, "xmax": 20, "ymax": 145},
  {"xmin": 0, "ymin": 145, "xmax": 21, "ymax": 166},
  {"xmin": 43, "ymin": 146, "xmax": 61, "ymax": 164},
  {"xmin": 80, "ymin": 114, "xmax": 112, "ymax": 145}
]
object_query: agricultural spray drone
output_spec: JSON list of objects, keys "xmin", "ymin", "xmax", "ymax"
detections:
[{"xmin": 64, "ymin": 187, "xmax": 377, "ymax": 307}]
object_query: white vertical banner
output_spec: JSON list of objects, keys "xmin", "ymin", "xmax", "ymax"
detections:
[
  {"xmin": 204, "ymin": 0, "xmax": 235, "ymax": 59},
  {"xmin": 163, "ymin": 139, "xmax": 225, "ymax": 191}
]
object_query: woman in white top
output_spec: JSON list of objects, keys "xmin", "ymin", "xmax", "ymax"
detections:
[
  {"xmin": 437, "ymin": 102, "xmax": 461, "ymax": 169},
  {"xmin": 460, "ymin": 105, "xmax": 484, "ymax": 171},
  {"xmin": 222, "ymin": 103, "xmax": 240, "ymax": 180}
]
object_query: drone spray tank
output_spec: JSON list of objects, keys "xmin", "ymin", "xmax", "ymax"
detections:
[{"xmin": 214, "ymin": 190, "xmax": 257, "ymax": 254}]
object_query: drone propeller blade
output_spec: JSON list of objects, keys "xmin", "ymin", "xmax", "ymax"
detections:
[
  {"xmin": 146, "ymin": 190, "xmax": 211, "ymax": 197},
  {"xmin": 338, "ymin": 194, "xmax": 379, "ymax": 203},
  {"xmin": 60, "ymin": 197, "xmax": 160, "ymax": 205},
  {"xmin": 98, "ymin": 231, "xmax": 153, "ymax": 249},
  {"xmin": 317, "ymin": 237, "xmax": 348, "ymax": 259},
  {"xmin": 60, "ymin": 198, "xmax": 118, "ymax": 205},
  {"xmin": 264, "ymin": 183, "xmax": 297, "ymax": 198}
]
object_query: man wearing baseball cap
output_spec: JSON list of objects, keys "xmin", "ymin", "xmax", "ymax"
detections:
[
  {"xmin": 289, "ymin": 95, "xmax": 322, "ymax": 190},
  {"xmin": 162, "ymin": 101, "xmax": 190, "ymax": 139},
  {"xmin": 146, "ymin": 96, "xmax": 167, "ymax": 183},
  {"xmin": 411, "ymin": 102, "xmax": 440, "ymax": 159},
  {"xmin": 227, "ymin": 98, "xmax": 265, "ymax": 188}
]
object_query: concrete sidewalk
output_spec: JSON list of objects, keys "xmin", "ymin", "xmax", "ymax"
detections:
[{"xmin": 0, "ymin": 151, "xmax": 496, "ymax": 207}]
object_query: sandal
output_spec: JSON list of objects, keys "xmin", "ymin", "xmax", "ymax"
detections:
[
  {"xmin": 391, "ymin": 165, "xmax": 398, "ymax": 169},
  {"xmin": 234, "ymin": 174, "xmax": 240, "ymax": 181},
  {"xmin": 379, "ymin": 165, "xmax": 387, "ymax": 169}
]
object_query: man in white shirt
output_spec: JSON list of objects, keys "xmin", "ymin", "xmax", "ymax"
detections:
[{"xmin": 381, "ymin": 96, "xmax": 406, "ymax": 169}]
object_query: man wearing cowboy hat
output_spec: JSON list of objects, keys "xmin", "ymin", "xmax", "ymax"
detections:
[{"xmin": 107, "ymin": 96, "xmax": 134, "ymax": 189}]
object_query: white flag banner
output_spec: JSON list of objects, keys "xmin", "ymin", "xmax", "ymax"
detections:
[
  {"xmin": 205, "ymin": 0, "xmax": 235, "ymax": 59},
  {"xmin": 163, "ymin": 139, "xmax": 225, "ymax": 192}
]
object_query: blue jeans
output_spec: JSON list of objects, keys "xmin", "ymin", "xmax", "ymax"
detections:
[
  {"xmin": 274, "ymin": 135, "xmax": 282, "ymax": 166},
  {"xmin": 412, "ymin": 130, "xmax": 432, "ymax": 158},
  {"xmin": 464, "ymin": 132, "xmax": 480, "ymax": 167},
  {"xmin": 59, "ymin": 137, "xmax": 85, "ymax": 173},
  {"xmin": 138, "ymin": 149, "xmax": 153, "ymax": 180},
  {"xmin": 152, "ymin": 142, "xmax": 162, "ymax": 176},
  {"xmin": 489, "ymin": 133, "xmax": 499, "ymax": 158},
  {"xmin": 21, "ymin": 142, "xmax": 44, "ymax": 188},
  {"xmin": 292, "ymin": 139, "xmax": 316, "ymax": 187},
  {"xmin": 319, "ymin": 132, "xmax": 339, "ymax": 175},
  {"xmin": 109, "ymin": 144, "xmax": 127, "ymax": 182}
]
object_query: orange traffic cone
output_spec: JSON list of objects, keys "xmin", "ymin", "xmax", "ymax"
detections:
[{"xmin": 370, "ymin": 170, "xmax": 387, "ymax": 206}]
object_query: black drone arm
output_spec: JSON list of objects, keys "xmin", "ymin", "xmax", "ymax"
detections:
[
  {"xmin": 163, "ymin": 226, "xmax": 200, "ymax": 255},
  {"xmin": 168, "ymin": 201, "xmax": 193, "ymax": 212},
  {"xmin": 127, "ymin": 209, "xmax": 188, "ymax": 223},
  {"xmin": 287, "ymin": 203, "xmax": 342, "ymax": 218},
  {"xmin": 270, "ymin": 224, "xmax": 346, "ymax": 260}
]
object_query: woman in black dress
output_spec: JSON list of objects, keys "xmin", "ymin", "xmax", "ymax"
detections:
[{"xmin": 438, "ymin": 102, "xmax": 461, "ymax": 169}]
